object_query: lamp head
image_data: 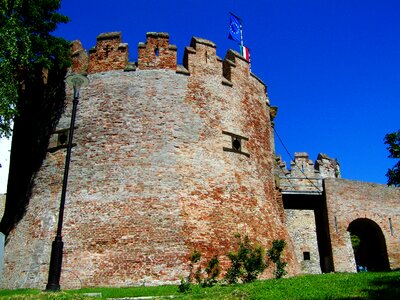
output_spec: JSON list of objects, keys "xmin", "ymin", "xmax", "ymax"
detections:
[{"xmin": 65, "ymin": 74, "xmax": 89, "ymax": 99}]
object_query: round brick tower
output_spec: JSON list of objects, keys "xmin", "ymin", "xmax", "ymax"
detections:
[{"xmin": 1, "ymin": 32, "xmax": 299, "ymax": 289}]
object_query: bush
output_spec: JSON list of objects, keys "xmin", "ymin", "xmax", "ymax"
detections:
[
  {"xmin": 225, "ymin": 234, "xmax": 268, "ymax": 283},
  {"xmin": 178, "ymin": 249, "xmax": 202, "ymax": 293},
  {"xmin": 182, "ymin": 250, "xmax": 221, "ymax": 288},
  {"xmin": 267, "ymin": 239, "xmax": 287, "ymax": 279},
  {"xmin": 190, "ymin": 249, "xmax": 202, "ymax": 264},
  {"xmin": 189, "ymin": 249, "xmax": 202, "ymax": 284},
  {"xmin": 180, "ymin": 236, "xmax": 288, "ymax": 292},
  {"xmin": 178, "ymin": 276, "xmax": 191, "ymax": 293},
  {"xmin": 202, "ymin": 255, "xmax": 221, "ymax": 287}
]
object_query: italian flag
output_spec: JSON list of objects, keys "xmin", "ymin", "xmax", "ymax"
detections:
[{"xmin": 241, "ymin": 45, "xmax": 250, "ymax": 61}]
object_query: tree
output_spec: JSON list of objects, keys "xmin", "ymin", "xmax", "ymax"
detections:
[
  {"xmin": 0, "ymin": 0, "xmax": 70, "ymax": 138},
  {"xmin": 384, "ymin": 130, "xmax": 400, "ymax": 187},
  {"xmin": 0, "ymin": 0, "xmax": 71, "ymax": 234}
]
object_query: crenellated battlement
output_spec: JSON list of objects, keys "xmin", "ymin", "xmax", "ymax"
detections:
[
  {"xmin": 71, "ymin": 32, "xmax": 262, "ymax": 92},
  {"xmin": 276, "ymin": 152, "xmax": 340, "ymax": 193}
]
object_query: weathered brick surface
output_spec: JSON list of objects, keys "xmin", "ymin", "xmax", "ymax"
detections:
[
  {"xmin": 71, "ymin": 40, "xmax": 88, "ymax": 74},
  {"xmin": 325, "ymin": 178, "xmax": 400, "ymax": 272},
  {"xmin": 88, "ymin": 32, "xmax": 128, "ymax": 74},
  {"xmin": 1, "ymin": 33, "xmax": 299, "ymax": 289},
  {"xmin": 138, "ymin": 32, "xmax": 177, "ymax": 70}
]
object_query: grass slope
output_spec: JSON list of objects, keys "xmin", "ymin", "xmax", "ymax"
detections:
[{"xmin": 0, "ymin": 271, "xmax": 399, "ymax": 299}]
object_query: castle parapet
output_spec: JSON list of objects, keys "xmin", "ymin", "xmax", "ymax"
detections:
[
  {"xmin": 276, "ymin": 152, "xmax": 340, "ymax": 194},
  {"xmin": 72, "ymin": 32, "xmax": 264, "ymax": 94},
  {"xmin": 138, "ymin": 32, "xmax": 177, "ymax": 70},
  {"xmin": 88, "ymin": 32, "xmax": 128, "ymax": 74}
]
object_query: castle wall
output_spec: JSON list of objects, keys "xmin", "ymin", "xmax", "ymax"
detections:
[
  {"xmin": 285, "ymin": 209, "xmax": 321, "ymax": 274},
  {"xmin": 1, "ymin": 33, "xmax": 299, "ymax": 289},
  {"xmin": 324, "ymin": 178, "xmax": 400, "ymax": 272}
]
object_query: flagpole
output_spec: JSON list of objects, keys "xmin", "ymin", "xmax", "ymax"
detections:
[{"xmin": 239, "ymin": 20, "xmax": 244, "ymax": 56}]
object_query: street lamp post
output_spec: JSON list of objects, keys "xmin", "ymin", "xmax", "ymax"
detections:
[{"xmin": 46, "ymin": 74, "xmax": 89, "ymax": 291}]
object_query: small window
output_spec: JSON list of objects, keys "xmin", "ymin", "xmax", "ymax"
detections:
[
  {"xmin": 232, "ymin": 137, "xmax": 241, "ymax": 151},
  {"xmin": 48, "ymin": 128, "xmax": 76, "ymax": 153},
  {"xmin": 222, "ymin": 130, "xmax": 250, "ymax": 157},
  {"xmin": 58, "ymin": 132, "xmax": 68, "ymax": 146},
  {"xmin": 303, "ymin": 251, "xmax": 310, "ymax": 261},
  {"xmin": 154, "ymin": 47, "xmax": 159, "ymax": 57}
]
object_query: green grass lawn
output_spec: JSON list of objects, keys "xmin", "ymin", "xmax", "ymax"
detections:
[{"xmin": 1, "ymin": 271, "xmax": 399, "ymax": 299}]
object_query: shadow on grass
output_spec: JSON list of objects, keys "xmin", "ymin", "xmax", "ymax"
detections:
[{"xmin": 363, "ymin": 272, "xmax": 400, "ymax": 300}]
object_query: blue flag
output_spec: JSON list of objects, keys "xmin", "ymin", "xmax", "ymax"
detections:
[{"xmin": 228, "ymin": 13, "xmax": 241, "ymax": 43}]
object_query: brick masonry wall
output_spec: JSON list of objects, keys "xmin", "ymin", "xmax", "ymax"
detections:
[
  {"xmin": 71, "ymin": 40, "xmax": 88, "ymax": 74},
  {"xmin": 324, "ymin": 178, "xmax": 400, "ymax": 272},
  {"xmin": 1, "ymin": 33, "xmax": 299, "ymax": 289},
  {"xmin": 138, "ymin": 33, "xmax": 177, "ymax": 70},
  {"xmin": 88, "ymin": 32, "xmax": 128, "ymax": 74}
]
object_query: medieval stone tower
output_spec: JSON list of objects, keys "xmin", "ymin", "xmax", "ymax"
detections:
[{"xmin": 0, "ymin": 32, "xmax": 299, "ymax": 289}]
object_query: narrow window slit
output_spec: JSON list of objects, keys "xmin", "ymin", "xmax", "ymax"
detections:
[
  {"xmin": 303, "ymin": 252, "xmax": 310, "ymax": 261},
  {"xmin": 389, "ymin": 218, "xmax": 394, "ymax": 236}
]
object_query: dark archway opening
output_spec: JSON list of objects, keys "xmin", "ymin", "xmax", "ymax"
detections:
[
  {"xmin": 283, "ymin": 193, "xmax": 334, "ymax": 273},
  {"xmin": 348, "ymin": 218, "xmax": 390, "ymax": 272}
]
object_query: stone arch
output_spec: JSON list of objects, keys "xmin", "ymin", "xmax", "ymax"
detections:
[{"xmin": 347, "ymin": 218, "xmax": 390, "ymax": 271}]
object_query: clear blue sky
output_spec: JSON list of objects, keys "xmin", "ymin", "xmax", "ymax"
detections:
[{"xmin": 54, "ymin": 0, "xmax": 400, "ymax": 184}]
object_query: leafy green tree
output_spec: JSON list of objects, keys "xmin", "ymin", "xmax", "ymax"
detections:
[
  {"xmin": 0, "ymin": 0, "xmax": 70, "ymax": 234},
  {"xmin": 0, "ymin": 0, "xmax": 70, "ymax": 138},
  {"xmin": 384, "ymin": 130, "xmax": 400, "ymax": 187}
]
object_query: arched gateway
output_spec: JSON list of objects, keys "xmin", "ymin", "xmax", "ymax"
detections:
[{"xmin": 348, "ymin": 218, "xmax": 390, "ymax": 272}]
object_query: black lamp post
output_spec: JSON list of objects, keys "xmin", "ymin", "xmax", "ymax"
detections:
[{"xmin": 46, "ymin": 74, "xmax": 89, "ymax": 291}]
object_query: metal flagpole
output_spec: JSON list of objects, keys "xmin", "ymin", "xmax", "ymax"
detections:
[{"xmin": 239, "ymin": 20, "xmax": 244, "ymax": 56}]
